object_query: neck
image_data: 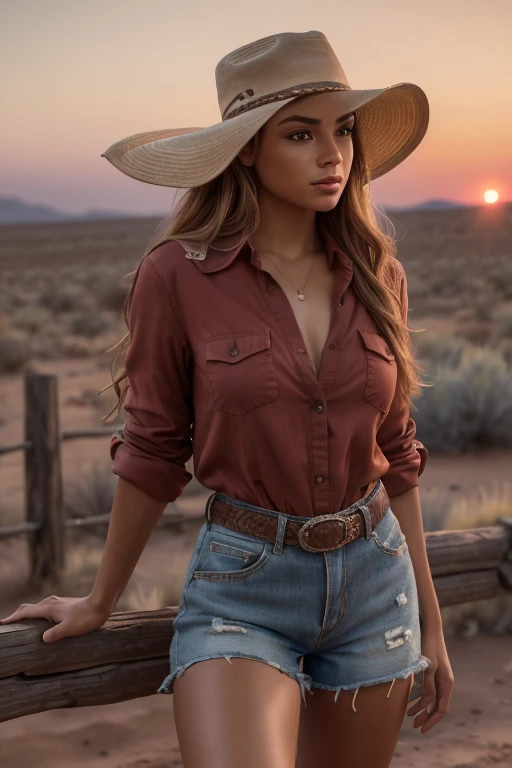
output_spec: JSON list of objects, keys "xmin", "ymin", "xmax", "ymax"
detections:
[{"xmin": 248, "ymin": 193, "xmax": 323, "ymax": 265}]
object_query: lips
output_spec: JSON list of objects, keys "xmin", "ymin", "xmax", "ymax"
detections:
[{"xmin": 313, "ymin": 175, "xmax": 342, "ymax": 185}]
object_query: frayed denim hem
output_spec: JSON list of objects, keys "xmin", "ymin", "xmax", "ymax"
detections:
[
  {"xmin": 157, "ymin": 653, "xmax": 314, "ymax": 705},
  {"xmin": 308, "ymin": 654, "xmax": 432, "ymax": 710}
]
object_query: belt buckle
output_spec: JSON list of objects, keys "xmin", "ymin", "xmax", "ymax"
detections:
[{"xmin": 297, "ymin": 514, "xmax": 349, "ymax": 553}]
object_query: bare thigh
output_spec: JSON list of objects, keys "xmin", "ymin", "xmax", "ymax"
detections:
[
  {"xmin": 173, "ymin": 657, "xmax": 302, "ymax": 768},
  {"xmin": 296, "ymin": 673, "xmax": 415, "ymax": 768}
]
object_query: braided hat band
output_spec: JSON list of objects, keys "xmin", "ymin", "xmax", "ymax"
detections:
[{"xmin": 223, "ymin": 81, "xmax": 352, "ymax": 120}]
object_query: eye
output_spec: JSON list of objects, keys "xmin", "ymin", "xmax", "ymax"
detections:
[{"xmin": 288, "ymin": 127, "xmax": 354, "ymax": 141}]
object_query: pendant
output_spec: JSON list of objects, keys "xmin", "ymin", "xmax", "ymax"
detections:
[{"xmin": 297, "ymin": 290, "xmax": 306, "ymax": 301}]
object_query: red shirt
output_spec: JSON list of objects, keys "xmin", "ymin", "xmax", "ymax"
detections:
[{"xmin": 110, "ymin": 218, "xmax": 427, "ymax": 515}]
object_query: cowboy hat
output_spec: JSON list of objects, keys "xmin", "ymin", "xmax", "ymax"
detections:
[{"xmin": 101, "ymin": 30, "xmax": 429, "ymax": 188}]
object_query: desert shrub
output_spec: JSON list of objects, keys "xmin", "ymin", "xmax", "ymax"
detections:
[
  {"xmin": 95, "ymin": 276, "xmax": 129, "ymax": 312},
  {"xmin": 493, "ymin": 305, "xmax": 512, "ymax": 339},
  {"xmin": 38, "ymin": 283, "xmax": 87, "ymax": 314},
  {"xmin": 412, "ymin": 332, "xmax": 466, "ymax": 368},
  {"xmin": 11, "ymin": 305, "xmax": 53, "ymax": 334},
  {"xmin": 63, "ymin": 462, "xmax": 117, "ymax": 523},
  {"xmin": 60, "ymin": 337, "xmax": 96, "ymax": 358},
  {"xmin": 30, "ymin": 325, "xmax": 68, "ymax": 360},
  {"xmin": 67, "ymin": 309, "xmax": 109, "ymax": 338},
  {"xmin": 413, "ymin": 345, "xmax": 512, "ymax": 451},
  {"xmin": 498, "ymin": 338, "xmax": 512, "ymax": 368},
  {"xmin": 454, "ymin": 321, "xmax": 494, "ymax": 346},
  {"xmin": 0, "ymin": 333, "xmax": 30, "ymax": 373}
]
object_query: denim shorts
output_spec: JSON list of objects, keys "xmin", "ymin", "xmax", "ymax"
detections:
[{"xmin": 157, "ymin": 479, "xmax": 432, "ymax": 710}]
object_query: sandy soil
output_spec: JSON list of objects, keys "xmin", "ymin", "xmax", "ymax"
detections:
[{"xmin": 1, "ymin": 356, "xmax": 512, "ymax": 766}]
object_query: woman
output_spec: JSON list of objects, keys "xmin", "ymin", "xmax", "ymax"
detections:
[{"xmin": 1, "ymin": 31, "xmax": 453, "ymax": 767}]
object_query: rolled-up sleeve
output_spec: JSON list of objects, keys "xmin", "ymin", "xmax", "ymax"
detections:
[
  {"xmin": 110, "ymin": 255, "xmax": 193, "ymax": 503},
  {"xmin": 376, "ymin": 261, "xmax": 428, "ymax": 498}
]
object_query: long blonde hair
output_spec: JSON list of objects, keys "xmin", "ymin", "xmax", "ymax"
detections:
[{"xmin": 100, "ymin": 118, "xmax": 428, "ymax": 422}]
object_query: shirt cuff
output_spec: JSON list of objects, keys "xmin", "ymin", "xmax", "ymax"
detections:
[{"xmin": 380, "ymin": 439, "xmax": 428, "ymax": 498}]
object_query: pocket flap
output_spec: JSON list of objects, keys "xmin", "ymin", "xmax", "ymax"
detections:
[
  {"xmin": 205, "ymin": 331, "xmax": 271, "ymax": 363},
  {"xmin": 357, "ymin": 329, "xmax": 395, "ymax": 361}
]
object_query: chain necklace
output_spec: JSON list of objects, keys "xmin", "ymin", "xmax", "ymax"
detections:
[{"xmin": 252, "ymin": 245, "xmax": 319, "ymax": 301}]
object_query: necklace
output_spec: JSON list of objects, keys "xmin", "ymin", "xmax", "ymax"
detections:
[{"xmin": 252, "ymin": 244, "xmax": 319, "ymax": 301}]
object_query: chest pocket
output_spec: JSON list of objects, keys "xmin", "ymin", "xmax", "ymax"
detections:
[
  {"xmin": 358, "ymin": 329, "xmax": 397, "ymax": 414},
  {"xmin": 205, "ymin": 329, "xmax": 279, "ymax": 415}
]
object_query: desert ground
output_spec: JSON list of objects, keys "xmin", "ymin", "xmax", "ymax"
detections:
[{"xmin": 1, "ymin": 210, "xmax": 512, "ymax": 766}]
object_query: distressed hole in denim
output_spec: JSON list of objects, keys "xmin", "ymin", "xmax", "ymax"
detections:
[
  {"xmin": 206, "ymin": 616, "xmax": 248, "ymax": 634},
  {"xmin": 396, "ymin": 592, "xmax": 408, "ymax": 606},
  {"xmin": 385, "ymin": 625, "xmax": 412, "ymax": 650}
]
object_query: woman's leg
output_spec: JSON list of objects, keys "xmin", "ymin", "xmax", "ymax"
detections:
[
  {"xmin": 296, "ymin": 673, "xmax": 415, "ymax": 768},
  {"xmin": 173, "ymin": 656, "xmax": 302, "ymax": 768}
]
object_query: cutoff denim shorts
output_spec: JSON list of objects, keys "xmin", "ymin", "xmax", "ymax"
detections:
[{"xmin": 157, "ymin": 479, "xmax": 432, "ymax": 709}]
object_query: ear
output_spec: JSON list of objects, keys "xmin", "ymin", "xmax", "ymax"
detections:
[{"xmin": 237, "ymin": 132, "xmax": 259, "ymax": 167}]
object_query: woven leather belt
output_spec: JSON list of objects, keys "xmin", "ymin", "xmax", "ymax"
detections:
[{"xmin": 207, "ymin": 480, "xmax": 390, "ymax": 553}]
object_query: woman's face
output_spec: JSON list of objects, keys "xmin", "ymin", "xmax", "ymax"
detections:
[{"xmin": 238, "ymin": 92, "xmax": 355, "ymax": 212}]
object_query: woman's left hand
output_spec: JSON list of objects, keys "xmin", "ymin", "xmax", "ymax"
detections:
[{"xmin": 407, "ymin": 627, "xmax": 454, "ymax": 733}]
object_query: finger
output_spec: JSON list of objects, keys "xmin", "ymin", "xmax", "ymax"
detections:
[
  {"xmin": 407, "ymin": 670, "xmax": 436, "ymax": 716},
  {"xmin": 42, "ymin": 624, "xmax": 65, "ymax": 643},
  {"xmin": 1, "ymin": 604, "xmax": 54, "ymax": 624},
  {"xmin": 42, "ymin": 619, "xmax": 85, "ymax": 643},
  {"xmin": 419, "ymin": 703, "xmax": 447, "ymax": 734}
]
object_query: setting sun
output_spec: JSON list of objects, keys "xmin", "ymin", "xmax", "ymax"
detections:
[{"xmin": 484, "ymin": 189, "xmax": 499, "ymax": 204}]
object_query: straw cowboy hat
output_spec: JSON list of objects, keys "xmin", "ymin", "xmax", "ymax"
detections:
[{"xmin": 101, "ymin": 30, "xmax": 429, "ymax": 188}]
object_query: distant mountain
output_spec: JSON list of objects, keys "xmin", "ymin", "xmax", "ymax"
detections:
[
  {"xmin": 0, "ymin": 194, "xmax": 471, "ymax": 225},
  {"xmin": 0, "ymin": 197, "xmax": 77, "ymax": 224},
  {"xmin": 384, "ymin": 198, "xmax": 469, "ymax": 212},
  {"xmin": 0, "ymin": 197, "xmax": 165, "ymax": 225}
]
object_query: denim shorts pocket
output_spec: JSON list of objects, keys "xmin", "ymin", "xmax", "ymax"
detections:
[
  {"xmin": 205, "ymin": 329, "xmax": 279, "ymax": 415},
  {"xmin": 357, "ymin": 328, "xmax": 397, "ymax": 414},
  {"xmin": 371, "ymin": 507, "xmax": 408, "ymax": 556},
  {"xmin": 192, "ymin": 526, "xmax": 272, "ymax": 581}
]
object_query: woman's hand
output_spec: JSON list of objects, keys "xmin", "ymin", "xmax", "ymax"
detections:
[
  {"xmin": 0, "ymin": 595, "xmax": 112, "ymax": 643},
  {"xmin": 407, "ymin": 626, "xmax": 454, "ymax": 733}
]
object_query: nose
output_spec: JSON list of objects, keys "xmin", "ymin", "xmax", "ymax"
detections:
[{"xmin": 318, "ymin": 139, "xmax": 343, "ymax": 169}]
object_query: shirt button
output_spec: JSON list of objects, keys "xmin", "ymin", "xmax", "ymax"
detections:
[
  {"xmin": 314, "ymin": 404, "xmax": 324, "ymax": 413},
  {"xmin": 315, "ymin": 476, "xmax": 324, "ymax": 483},
  {"xmin": 329, "ymin": 343, "xmax": 336, "ymax": 349},
  {"xmin": 230, "ymin": 347, "xmax": 239, "ymax": 356},
  {"xmin": 297, "ymin": 348, "xmax": 305, "ymax": 354}
]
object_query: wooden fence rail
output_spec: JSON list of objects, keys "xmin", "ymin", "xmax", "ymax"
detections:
[{"xmin": 1, "ymin": 522, "xmax": 512, "ymax": 722}]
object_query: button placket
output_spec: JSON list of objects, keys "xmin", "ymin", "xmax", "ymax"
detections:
[{"xmin": 258, "ymin": 266, "xmax": 347, "ymax": 515}]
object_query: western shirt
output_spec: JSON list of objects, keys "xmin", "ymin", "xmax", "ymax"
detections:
[{"xmin": 109, "ymin": 218, "xmax": 427, "ymax": 515}]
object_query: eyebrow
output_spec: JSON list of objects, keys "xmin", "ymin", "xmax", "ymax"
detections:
[{"xmin": 276, "ymin": 111, "xmax": 356, "ymax": 127}]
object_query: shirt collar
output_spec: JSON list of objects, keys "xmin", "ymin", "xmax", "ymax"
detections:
[{"xmin": 189, "ymin": 217, "xmax": 353, "ymax": 278}]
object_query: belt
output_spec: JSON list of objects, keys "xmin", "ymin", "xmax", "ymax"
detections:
[{"xmin": 207, "ymin": 480, "xmax": 390, "ymax": 553}]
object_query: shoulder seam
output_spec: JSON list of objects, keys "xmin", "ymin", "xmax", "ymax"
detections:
[{"xmin": 145, "ymin": 257, "xmax": 190, "ymax": 342}]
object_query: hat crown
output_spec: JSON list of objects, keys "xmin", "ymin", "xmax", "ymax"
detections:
[{"xmin": 215, "ymin": 31, "xmax": 350, "ymax": 120}]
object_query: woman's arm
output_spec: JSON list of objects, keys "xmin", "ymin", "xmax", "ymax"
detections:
[
  {"xmin": 388, "ymin": 486, "xmax": 441, "ymax": 630},
  {"xmin": 88, "ymin": 476, "xmax": 167, "ymax": 613}
]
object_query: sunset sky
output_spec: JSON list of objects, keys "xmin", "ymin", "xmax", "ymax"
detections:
[{"xmin": 2, "ymin": 0, "xmax": 510, "ymax": 215}]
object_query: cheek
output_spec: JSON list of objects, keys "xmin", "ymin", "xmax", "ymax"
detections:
[{"xmin": 255, "ymin": 144, "xmax": 309, "ymax": 189}]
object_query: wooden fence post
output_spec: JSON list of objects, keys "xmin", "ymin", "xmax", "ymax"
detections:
[{"xmin": 24, "ymin": 371, "xmax": 65, "ymax": 587}]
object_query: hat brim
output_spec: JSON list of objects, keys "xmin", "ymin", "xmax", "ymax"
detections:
[{"xmin": 101, "ymin": 83, "xmax": 428, "ymax": 188}]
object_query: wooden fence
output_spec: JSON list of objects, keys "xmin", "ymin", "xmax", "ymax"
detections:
[
  {"xmin": 0, "ymin": 371, "xmax": 204, "ymax": 587},
  {"xmin": 1, "ymin": 372, "xmax": 512, "ymax": 722}
]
